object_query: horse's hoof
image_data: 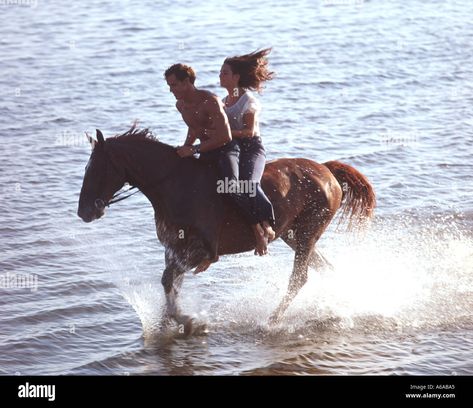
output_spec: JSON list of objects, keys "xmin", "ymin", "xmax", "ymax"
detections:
[
  {"xmin": 268, "ymin": 314, "xmax": 281, "ymax": 326},
  {"xmin": 159, "ymin": 315, "xmax": 173, "ymax": 332},
  {"xmin": 176, "ymin": 317, "xmax": 195, "ymax": 337},
  {"xmin": 183, "ymin": 319, "xmax": 194, "ymax": 336},
  {"xmin": 175, "ymin": 318, "xmax": 209, "ymax": 337},
  {"xmin": 192, "ymin": 322, "xmax": 209, "ymax": 336}
]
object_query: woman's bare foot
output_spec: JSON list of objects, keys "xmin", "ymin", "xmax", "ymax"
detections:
[
  {"xmin": 261, "ymin": 221, "xmax": 276, "ymax": 242},
  {"xmin": 252, "ymin": 224, "xmax": 268, "ymax": 256}
]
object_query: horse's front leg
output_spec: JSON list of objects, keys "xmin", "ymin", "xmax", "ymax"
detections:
[{"xmin": 160, "ymin": 254, "xmax": 194, "ymax": 335}]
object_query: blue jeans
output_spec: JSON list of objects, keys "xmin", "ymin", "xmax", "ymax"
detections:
[
  {"xmin": 237, "ymin": 136, "xmax": 275, "ymax": 226},
  {"xmin": 200, "ymin": 138, "xmax": 275, "ymax": 226}
]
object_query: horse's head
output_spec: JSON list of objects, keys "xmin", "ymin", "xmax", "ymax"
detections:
[{"xmin": 77, "ymin": 129, "xmax": 126, "ymax": 222}]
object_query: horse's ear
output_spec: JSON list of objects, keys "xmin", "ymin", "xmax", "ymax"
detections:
[{"xmin": 96, "ymin": 129, "xmax": 105, "ymax": 145}]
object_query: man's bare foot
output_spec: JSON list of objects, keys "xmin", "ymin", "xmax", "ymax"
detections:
[
  {"xmin": 194, "ymin": 259, "xmax": 212, "ymax": 274},
  {"xmin": 252, "ymin": 224, "xmax": 268, "ymax": 256},
  {"xmin": 261, "ymin": 221, "xmax": 276, "ymax": 242}
]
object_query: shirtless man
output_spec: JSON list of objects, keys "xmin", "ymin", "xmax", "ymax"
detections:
[
  {"xmin": 165, "ymin": 64, "xmax": 231, "ymax": 158},
  {"xmin": 164, "ymin": 64, "xmax": 270, "ymax": 272}
]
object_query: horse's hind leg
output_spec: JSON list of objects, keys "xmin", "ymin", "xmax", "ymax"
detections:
[
  {"xmin": 269, "ymin": 205, "xmax": 336, "ymax": 324},
  {"xmin": 281, "ymin": 232, "xmax": 334, "ymax": 271},
  {"xmin": 269, "ymin": 245, "xmax": 312, "ymax": 325}
]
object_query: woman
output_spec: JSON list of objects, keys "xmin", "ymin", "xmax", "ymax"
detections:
[{"xmin": 219, "ymin": 48, "xmax": 276, "ymax": 255}]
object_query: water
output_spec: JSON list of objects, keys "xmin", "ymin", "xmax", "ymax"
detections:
[{"xmin": 1, "ymin": 0, "xmax": 472, "ymax": 375}]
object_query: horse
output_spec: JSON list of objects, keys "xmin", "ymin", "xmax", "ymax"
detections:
[{"xmin": 77, "ymin": 126, "xmax": 375, "ymax": 334}]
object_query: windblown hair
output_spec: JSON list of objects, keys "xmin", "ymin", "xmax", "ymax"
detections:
[
  {"xmin": 224, "ymin": 48, "xmax": 274, "ymax": 93},
  {"xmin": 164, "ymin": 63, "xmax": 196, "ymax": 84}
]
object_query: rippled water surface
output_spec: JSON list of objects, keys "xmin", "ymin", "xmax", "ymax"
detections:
[{"xmin": 1, "ymin": 0, "xmax": 472, "ymax": 375}]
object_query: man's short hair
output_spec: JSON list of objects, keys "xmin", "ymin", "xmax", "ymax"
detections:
[{"xmin": 164, "ymin": 63, "xmax": 196, "ymax": 84}]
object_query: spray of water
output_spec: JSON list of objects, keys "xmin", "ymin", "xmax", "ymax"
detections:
[
  {"xmin": 110, "ymin": 214, "xmax": 473, "ymax": 337},
  {"xmin": 205, "ymin": 215, "xmax": 473, "ymax": 335}
]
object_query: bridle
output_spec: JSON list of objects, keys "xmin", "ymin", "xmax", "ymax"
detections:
[
  {"xmin": 106, "ymin": 185, "xmax": 140, "ymax": 206},
  {"xmin": 94, "ymin": 184, "xmax": 140, "ymax": 211},
  {"xmin": 93, "ymin": 148, "xmax": 141, "ymax": 210},
  {"xmin": 92, "ymin": 141, "xmax": 179, "ymax": 210}
]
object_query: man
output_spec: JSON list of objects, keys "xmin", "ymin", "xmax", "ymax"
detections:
[
  {"xmin": 164, "ymin": 64, "xmax": 270, "ymax": 270},
  {"xmin": 165, "ymin": 64, "xmax": 232, "ymax": 157}
]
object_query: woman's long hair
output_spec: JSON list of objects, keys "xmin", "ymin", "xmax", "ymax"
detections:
[{"xmin": 224, "ymin": 48, "xmax": 274, "ymax": 93}]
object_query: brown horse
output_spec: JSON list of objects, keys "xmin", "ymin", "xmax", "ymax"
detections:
[{"xmin": 78, "ymin": 126, "xmax": 375, "ymax": 333}]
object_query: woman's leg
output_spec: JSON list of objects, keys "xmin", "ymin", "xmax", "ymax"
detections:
[
  {"xmin": 216, "ymin": 142, "xmax": 268, "ymax": 256},
  {"xmin": 239, "ymin": 138, "xmax": 275, "ymax": 241}
]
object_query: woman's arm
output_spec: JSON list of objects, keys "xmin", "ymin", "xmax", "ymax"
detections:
[{"xmin": 232, "ymin": 111, "xmax": 256, "ymax": 138}]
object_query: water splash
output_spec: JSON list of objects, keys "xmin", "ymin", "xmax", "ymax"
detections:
[
  {"xmin": 203, "ymin": 214, "xmax": 473, "ymax": 335},
  {"xmin": 104, "ymin": 214, "xmax": 473, "ymax": 339},
  {"xmin": 117, "ymin": 278, "xmax": 164, "ymax": 337}
]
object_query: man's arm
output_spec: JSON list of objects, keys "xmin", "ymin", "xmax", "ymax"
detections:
[
  {"xmin": 199, "ymin": 96, "xmax": 232, "ymax": 153},
  {"xmin": 184, "ymin": 128, "xmax": 197, "ymax": 146},
  {"xmin": 176, "ymin": 100, "xmax": 197, "ymax": 149}
]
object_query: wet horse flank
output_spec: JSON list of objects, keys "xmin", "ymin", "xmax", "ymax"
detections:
[{"xmin": 78, "ymin": 127, "xmax": 375, "ymax": 333}]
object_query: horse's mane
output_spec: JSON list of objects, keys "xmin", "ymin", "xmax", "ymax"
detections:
[
  {"xmin": 111, "ymin": 123, "xmax": 160, "ymax": 144},
  {"xmin": 105, "ymin": 123, "xmax": 179, "ymax": 162}
]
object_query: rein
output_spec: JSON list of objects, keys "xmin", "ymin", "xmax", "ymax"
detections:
[{"xmin": 107, "ymin": 186, "xmax": 140, "ymax": 206}]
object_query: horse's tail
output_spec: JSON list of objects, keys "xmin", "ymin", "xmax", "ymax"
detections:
[{"xmin": 323, "ymin": 160, "xmax": 376, "ymax": 231}]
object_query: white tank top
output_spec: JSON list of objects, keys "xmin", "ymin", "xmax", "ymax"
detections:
[{"xmin": 223, "ymin": 91, "xmax": 261, "ymax": 136}]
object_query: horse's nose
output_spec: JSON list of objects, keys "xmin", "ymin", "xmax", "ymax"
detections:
[{"xmin": 77, "ymin": 206, "xmax": 94, "ymax": 222}]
